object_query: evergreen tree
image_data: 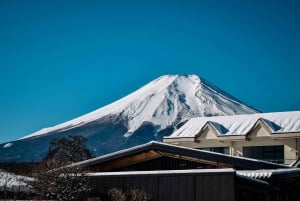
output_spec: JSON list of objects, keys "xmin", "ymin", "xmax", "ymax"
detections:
[
  {"xmin": 43, "ymin": 135, "xmax": 92, "ymax": 167},
  {"xmin": 32, "ymin": 135, "xmax": 92, "ymax": 200}
]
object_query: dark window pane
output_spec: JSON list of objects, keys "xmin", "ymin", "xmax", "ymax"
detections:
[
  {"xmin": 243, "ymin": 145, "xmax": 284, "ymax": 164},
  {"xmin": 264, "ymin": 146, "xmax": 273, "ymax": 152}
]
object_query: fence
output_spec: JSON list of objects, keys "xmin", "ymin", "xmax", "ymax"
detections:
[{"xmin": 88, "ymin": 169, "xmax": 235, "ymax": 201}]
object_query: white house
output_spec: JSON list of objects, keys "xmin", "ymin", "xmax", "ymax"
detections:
[{"xmin": 163, "ymin": 111, "xmax": 300, "ymax": 164}]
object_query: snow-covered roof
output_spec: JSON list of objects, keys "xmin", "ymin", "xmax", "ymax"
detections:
[
  {"xmin": 86, "ymin": 168, "xmax": 235, "ymax": 177},
  {"xmin": 167, "ymin": 111, "xmax": 300, "ymax": 138},
  {"xmin": 0, "ymin": 169, "xmax": 34, "ymax": 192},
  {"xmin": 237, "ymin": 168, "xmax": 300, "ymax": 180}
]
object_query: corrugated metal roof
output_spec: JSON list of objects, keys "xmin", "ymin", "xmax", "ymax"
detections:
[
  {"xmin": 237, "ymin": 169, "xmax": 273, "ymax": 179},
  {"xmin": 237, "ymin": 168, "xmax": 300, "ymax": 180}
]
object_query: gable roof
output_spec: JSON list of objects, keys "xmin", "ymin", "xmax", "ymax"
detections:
[
  {"xmin": 69, "ymin": 141, "xmax": 288, "ymax": 170},
  {"xmin": 166, "ymin": 111, "xmax": 300, "ymax": 138}
]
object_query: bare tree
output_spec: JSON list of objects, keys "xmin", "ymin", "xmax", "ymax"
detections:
[
  {"xmin": 108, "ymin": 188, "xmax": 126, "ymax": 201},
  {"xmin": 127, "ymin": 188, "xmax": 152, "ymax": 201},
  {"xmin": 102, "ymin": 188, "xmax": 151, "ymax": 201}
]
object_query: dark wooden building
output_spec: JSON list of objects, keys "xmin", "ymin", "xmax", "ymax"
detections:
[
  {"xmin": 69, "ymin": 141, "xmax": 300, "ymax": 201},
  {"xmin": 88, "ymin": 169, "xmax": 236, "ymax": 201}
]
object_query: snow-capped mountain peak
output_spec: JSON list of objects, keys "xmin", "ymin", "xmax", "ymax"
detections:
[
  {"xmin": 21, "ymin": 74, "xmax": 257, "ymax": 140},
  {"xmin": 1, "ymin": 74, "xmax": 258, "ymax": 162}
]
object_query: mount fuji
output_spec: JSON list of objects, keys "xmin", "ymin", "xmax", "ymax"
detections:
[{"xmin": 0, "ymin": 75, "xmax": 258, "ymax": 162}]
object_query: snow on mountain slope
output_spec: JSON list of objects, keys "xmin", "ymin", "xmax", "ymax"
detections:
[
  {"xmin": 21, "ymin": 75, "xmax": 258, "ymax": 140},
  {"xmin": 0, "ymin": 74, "xmax": 259, "ymax": 162}
]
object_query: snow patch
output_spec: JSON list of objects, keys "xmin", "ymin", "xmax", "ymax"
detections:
[
  {"xmin": 3, "ymin": 143, "xmax": 13, "ymax": 148},
  {"xmin": 0, "ymin": 170, "xmax": 34, "ymax": 192},
  {"xmin": 124, "ymin": 132, "xmax": 133, "ymax": 138}
]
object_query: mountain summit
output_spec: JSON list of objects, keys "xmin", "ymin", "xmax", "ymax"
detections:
[
  {"xmin": 0, "ymin": 74, "xmax": 258, "ymax": 162},
  {"xmin": 21, "ymin": 75, "xmax": 257, "ymax": 140}
]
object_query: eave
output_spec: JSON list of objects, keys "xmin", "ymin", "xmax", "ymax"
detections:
[
  {"xmin": 271, "ymin": 132, "xmax": 300, "ymax": 139},
  {"xmin": 163, "ymin": 137, "xmax": 195, "ymax": 143}
]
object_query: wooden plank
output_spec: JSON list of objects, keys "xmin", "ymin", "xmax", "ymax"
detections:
[
  {"xmin": 159, "ymin": 151, "xmax": 232, "ymax": 168},
  {"xmin": 90, "ymin": 171, "xmax": 235, "ymax": 201},
  {"xmin": 195, "ymin": 174, "xmax": 235, "ymax": 201},
  {"xmin": 158, "ymin": 176, "xmax": 178, "ymax": 201},
  {"xmin": 178, "ymin": 175, "xmax": 194, "ymax": 201},
  {"xmin": 91, "ymin": 150, "xmax": 162, "ymax": 171},
  {"xmin": 144, "ymin": 175, "xmax": 159, "ymax": 201}
]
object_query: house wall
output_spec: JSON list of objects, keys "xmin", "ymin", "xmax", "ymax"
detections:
[
  {"xmin": 165, "ymin": 125, "xmax": 300, "ymax": 165},
  {"xmin": 198, "ymin": 126, "xmax": 218, "ymax": 140}
]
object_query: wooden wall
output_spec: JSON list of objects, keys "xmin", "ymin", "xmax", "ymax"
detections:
[{"xmin": 88, "ymin": 169, "xmax": 235, "ymax": 201}]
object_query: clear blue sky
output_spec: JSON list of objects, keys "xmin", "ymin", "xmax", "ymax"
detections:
[{"xmin": 0, "ymin": 0, "xmax": 299, "ymax": 143}]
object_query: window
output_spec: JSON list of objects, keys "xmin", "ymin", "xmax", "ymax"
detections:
[
  {"xmin": 243, "ymin": 145, "xmax": 284, "ymax": 163},
  {"xmin": 199, "ymin": 147, "xmax": 229, "ymax": 155}
]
